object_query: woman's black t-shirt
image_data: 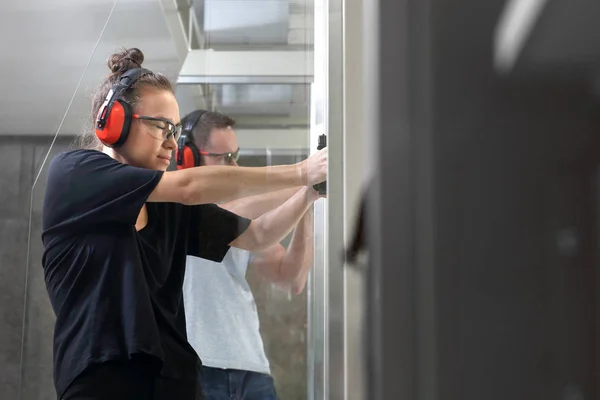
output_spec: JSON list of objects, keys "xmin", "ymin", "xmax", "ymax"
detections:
[{"xmin": 41, "ymin": 149, "xmax": 251, "ymax": 398}]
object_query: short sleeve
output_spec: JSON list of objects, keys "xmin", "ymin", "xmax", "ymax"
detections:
[
  {"xmin": 43, "ymin": 149, "xmax": 163, "ymax": 231},
  {"xmin": 187, "ymin": 204, "xmax": 251, "ymax": 263}
]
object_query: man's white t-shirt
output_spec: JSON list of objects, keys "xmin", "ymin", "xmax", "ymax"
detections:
[{"xmin": 183, "ymin": 248, "xmax": 270, "ymax": 374}]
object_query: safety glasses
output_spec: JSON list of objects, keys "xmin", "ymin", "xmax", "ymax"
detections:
[
  {"xmin": 133, "ymin": 114, "xmax": 182, "ymax": 142},
  {"xmin": 199, "ymin": 147, "xmax": 240, "ymax": 165}
]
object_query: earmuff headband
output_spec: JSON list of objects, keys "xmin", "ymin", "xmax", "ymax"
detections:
[
  {"xmin": 95, "ymin": 68, "xmax": 151, "ymax": 147},
  {"xmin": 177, "ymin": 109, "xmax": 207, "ymax": 166}
]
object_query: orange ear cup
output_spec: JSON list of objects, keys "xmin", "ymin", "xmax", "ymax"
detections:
[
  {"xmin": 95, "ymin": 100, "xmax": 133, "ymax": 147},
  {"xmin": 95, "ymin": 68, "xmax": 150, "ymax": 148},
  {"xmin": 176, "ymin": 146, "xmax": 198, "ymax": 170}
]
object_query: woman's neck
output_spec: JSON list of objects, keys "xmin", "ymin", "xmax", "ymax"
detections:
[{"xmin": 102, "ymin": 146, "xmax": 127, "ymax": 164}]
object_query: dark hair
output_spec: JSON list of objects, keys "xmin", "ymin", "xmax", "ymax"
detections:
[
  {"xmin": 77, "ymin": 47, "xmax": 174, "ymax": 149},
  {"xmin": 186, "ymin": 111, "xmax": 236, "ymax": 148},
  {"xmin": 184, "ymin": 111, "xmax": 236, "ymax": 165}
]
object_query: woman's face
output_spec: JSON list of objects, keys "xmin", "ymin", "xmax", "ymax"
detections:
[{"xmin": 118, "ymin": 87, "xmax": 181, "ymax": 171}]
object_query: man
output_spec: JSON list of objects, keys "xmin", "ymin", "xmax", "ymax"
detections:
[{"xmin": 180, "ymin": 110, "xmax": 319, "ymax": 399}]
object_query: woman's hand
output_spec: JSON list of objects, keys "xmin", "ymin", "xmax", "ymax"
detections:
[{"xmin": 302, "ymin": 147, "xmax": 328, "ymax": 186}]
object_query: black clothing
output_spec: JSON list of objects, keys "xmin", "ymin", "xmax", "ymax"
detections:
[{"xmin": 42, "ymin": 149, "xmax": 250, "ymax": 398}]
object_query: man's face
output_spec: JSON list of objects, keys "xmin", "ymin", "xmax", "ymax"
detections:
[{"xmin": 202, "ymin": 126, "xmax": 240, "ymax": 166}]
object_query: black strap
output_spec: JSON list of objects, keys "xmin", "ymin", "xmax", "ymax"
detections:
[
  {"xmin": 96, "ymin": 68, "xmax": 151, "ymax": 130},
  {"xmin": 181, "ymin": 109, "xmax": 207, "ymax": 140},
  {"xmin": 177, "ymin": 109, "xmax": 207, "ymax": 166}
]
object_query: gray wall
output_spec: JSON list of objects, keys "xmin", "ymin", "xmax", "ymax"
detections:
[
  {"xmin": 433, "ymin": 2, "xmax": 600, "ymax": 399},
  {"xmin": 433, "ymin": 85, "xmax": 599, "ymax": 398},
  {"xmin": 377, "ymin": 0, "xmax": 600, "ymax": 398},
  {"xmin": 0, "ymin": 136, "xmax": 75, "ymax": 400}
]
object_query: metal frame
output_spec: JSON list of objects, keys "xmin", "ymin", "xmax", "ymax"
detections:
[
  {"xmin": 177, "ymin": 76, "xmax": 312, "ymax": 85},
  {"xmin": 596, "ymin": 168, "xmax": 600, "ymax": 398},
  {"xmin": 325, "ymin": 0, "xmax": 346, "ymax": 397},
  {"xmin": 157, "ymin": 0, "xmax": 191, "ymax": 61},
  {"xmin": 306, "ymin": 1, "xmax": 329, "ymax": 397},
  {"xmin": 364, "ymin": 0, "xmax": 441, "ymax": 398},
  {"xmin": 238, "ymin": 148, "xmax": 309, "ymax": 157},
  {"xmin": 342, "ymin": 0, "xmax": 369, "ymax": 396},
  {"xmin": 307, "ymin": 0, "xmax": 346, "ymax": 398},
  {"xmin": 365, "ymin": 0, "xmax": 425, "ymax": 398}
]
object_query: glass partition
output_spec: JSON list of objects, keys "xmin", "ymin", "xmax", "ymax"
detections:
[
  {"xmin": 20, "ymin": 0, "xmax": 347, "ymax": 398},
  {"xmin": 19, "ymin": 2, "xmax": 119, "ymax": 396},
  {"xmin": 0, "ymin": 3, "xmax": 120, "ymax": 395},
  {"xmin": 19, "ymin": 0, "xmax": 184, "ymax": 398},
  {"xmin": 174, "ymin": 1, "xmax": 317, "ymax": 397},
  {"xmin": 174, "ymin": 0, "xmax": 347, "ymax": 399}
]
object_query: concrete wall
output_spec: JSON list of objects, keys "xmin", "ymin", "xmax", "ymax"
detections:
[
  {"xmin": 0, "ymin": 136, "xmax": 74, "ymax": 400},
  {"xmin": 412, "ymin": 0, "xmax": 600, "ymax": 398},
  {"xmin": 371, "ymin": 0, "xmax": 600, "ymax": 397},
  {"xmin": 433, "ymin": 90, "xmax": 599, "ymax": 399}
]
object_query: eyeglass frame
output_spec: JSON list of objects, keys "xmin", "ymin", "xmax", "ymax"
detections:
[
  {"xmin": 132, "ymin": 114, "xmax": 182, "ymax": 142},
  {"xmin": 199, "ymin": 147, "xmax": 240, "ymax": 164}
]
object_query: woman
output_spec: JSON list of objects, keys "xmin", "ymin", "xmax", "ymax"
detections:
[{"xmin": 41, "ymin": 48, "xmax": 327, "ymax": 400}]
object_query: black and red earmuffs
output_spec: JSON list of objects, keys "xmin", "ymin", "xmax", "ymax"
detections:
[
  {"xmin": 176, "ymin": 109, "xmax": 206, "ymax": 169},
  {"xmin": 95, "ymin": 68, "xmax": 151, "ymax": 148}
]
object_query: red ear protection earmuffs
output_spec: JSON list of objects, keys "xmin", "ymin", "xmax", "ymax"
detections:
[
  {"xmin": 176, "ymin": 109, "xmax": 207, "ymax": 169},
  {"xmin": 95, "ymin": 68, "xmax": 151, "ymax": 148}
]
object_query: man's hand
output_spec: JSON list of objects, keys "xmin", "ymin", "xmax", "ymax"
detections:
[{"xmin": 307, "ymin": 185, "xmax": 322, "ymax": 202}]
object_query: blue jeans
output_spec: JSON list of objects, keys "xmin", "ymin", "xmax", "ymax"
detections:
[{"xmin": 200, "ymin": 366, "xmax": 278, "ymax": 400}]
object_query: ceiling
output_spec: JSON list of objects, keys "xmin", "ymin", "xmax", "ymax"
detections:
[
  {"xmin": 0, "ymin": 0, "xmax": 182, "ymax": 136},
  {"xmin": 191, "ymin": 0, "xmax": 313, "ymax": 48},
  {"xmin": 0, "ymin": 0, "xmax": 314, "ymax": 137},
  {"xmin": 181, "ymin": 0, "xmax": 314, "ymax": 127}
]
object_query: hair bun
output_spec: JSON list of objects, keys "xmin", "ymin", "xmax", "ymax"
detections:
[{"xmin": 107, "ymin": 48, "xmax": 145, "ymax": 75}]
